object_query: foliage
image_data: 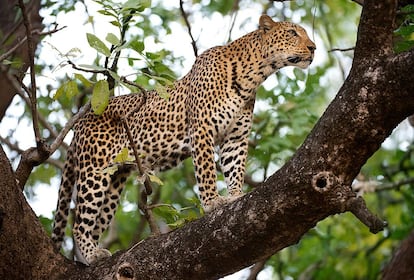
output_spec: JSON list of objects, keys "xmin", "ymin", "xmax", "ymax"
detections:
[
  {"xmin": 394, "ymin": 4, "xmax": 414, "ymax": 52},
  {"xmin": 2, "ymin": 0, "xmax": 414, "ymax": 279}
]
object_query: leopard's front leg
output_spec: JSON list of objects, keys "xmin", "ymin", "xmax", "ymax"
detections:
[
  {"xmin": 190, "ymin": 122, "xmax": 226, "ymax": 213},
  {"xmin": 219, "ymin": 103, "xmax": 253, "ymax": 200}
]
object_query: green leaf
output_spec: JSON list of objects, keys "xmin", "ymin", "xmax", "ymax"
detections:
[
  {"xmin": 91, "ymin": 80, "xmax": 110, "ymax": 115},
  {"xmin": 86, "ymin": 33, "xmax": 111, "ymax": 57},
  {"xmin": 2, "ymin": 58, "xmax": 23, "ymax": 67},
  {"xmin": 2, "ymin": 59, "xmax": 13, "ymax": 65},
  {"xmin": 53, "ymin": 80, "xmax": 79, "ymax": 100},
  {"xmin": 148, "ymin": 174, "xmax": 164, "ymax": 186},
  {"xmin": 140, "ymin": 0, "xmax": 152, "ymax": 10},
  {"xmin": 122, "ymin": 0, "xmax": 151, "ymax": 12},
  {"xmin": 154, "ymin": 83, "xmax": 170, "ymax": 100},
  {"xmin": 129, "ymin": 40, "xmax": 145, "ymax": 53},
  {"xmin": 78, "ymin": 64, "xmax": 107, "ymax": 71},
  {"xmin": 53, "ymin": 83, "xmax": 65, "ymax": 100},
  {"xmin": 66, "ymin": 80, "xmax": 79, "ymax": 98},
  {"xmin": 74, "ymin": 73, "xmax": 93, "ymax": 88},
  {"xmin": 39, "ymin": 215, "xmax": 53, "ymax": 234},
  {"xmin": 394, "ymin": 24, "xmax": 414, "ymax": 37},
  {"xmin": 113, "ymin": 147, "xmax": 130, "ymax": 163},
  {"xmin": 102, "ymin": 165, "xmax": 119, "ymax": 175},
  {"xmin": 106, "ymin": 33, "xmax": 120, "ymax": 46},
  {"xmin": 401, "ymin": 4, "xmax": 414, "ymax": 13},
  {"xmin": 97, "ymin": 9, "xmax": 117, "ymax": 18},
  {"xmin": 293, "ymin": 68, "xmax": 306, "ymax": 81},
  {"xmin": 145, "ymin": 51, "xmax": 160, "ymax": 60},
  {"xmin": 152, "ymin": 205, "xmax": 179, "ymax": 224},
  {"xmin": 109, "ymin": 20, "xmax": 121, "ymax": 27},
  {"xmin": 108, "ymin": 70, "xmax": 121, "ymax": 83},
  {"xmin": 167, "ymin": 219, "xmax": 186, "ymax": 228},
  {"xmin": 65, "ymin": 47, "xmax": 82, "ymax": 58}
]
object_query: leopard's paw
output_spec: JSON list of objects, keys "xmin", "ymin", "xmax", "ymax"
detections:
[
  {"xmin": 87, "ymin": 248, "xmax": 112, "ymax": 264},
  {"xmin": 203, "ymin": 194, "xmax": 244, "ymax": 213},
  {"xmin": 227, "ymin": 192, "xmax": 245, "ymax": 203}
]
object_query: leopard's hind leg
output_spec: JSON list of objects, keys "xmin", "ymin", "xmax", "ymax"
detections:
[
  {"xmin": 52, "ymin": 145, "xmax": 77, "ymax": 250},
  {"xmin": 73, "ymin": 170, "xmax": 112, "ymax": 264},
  {"xmin": 92, "ymin": 167, "xmax": 131, "ymax": 243}
]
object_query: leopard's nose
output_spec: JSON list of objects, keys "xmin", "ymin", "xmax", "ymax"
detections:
[{"xmin": 307, "ymin": 45, "xmax": 316, "ymax": 53}]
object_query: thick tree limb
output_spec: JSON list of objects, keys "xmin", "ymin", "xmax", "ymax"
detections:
[
  {"xmin": 382, "ymin": 230, "xmax": 414, "ymax": 280},
  {"xmin": 0, "ymin": 144, "xmax": 73, "ymax": 280},
  {"xmin": 354, "ymin": 0, "xmax": 395, "ymax": 59},
  {"xmin": 0, "ymin": 0, "xmax": 42, "ymax": 121}
]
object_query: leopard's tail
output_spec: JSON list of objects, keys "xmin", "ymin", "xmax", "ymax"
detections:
[{"xmin": 51, "ymin": 144, "xmax": 76, "ymax": 250}]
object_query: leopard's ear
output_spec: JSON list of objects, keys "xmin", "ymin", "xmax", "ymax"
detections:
[{"xmin": 259, "ymin": 15, "xmax": 276, "ymax": 32}]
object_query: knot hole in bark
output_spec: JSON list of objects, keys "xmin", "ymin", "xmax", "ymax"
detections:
[
  {"xmin": 116, "ymin": 263, "xmax": 135, "ymax": 280},
  {"xmin": 312, "ymin": 171, "xmax": 336, "ymax": 193}
]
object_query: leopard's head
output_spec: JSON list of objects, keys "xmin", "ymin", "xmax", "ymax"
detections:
[{"xmin": 259, "ymin": 15, "xmax": 316, "ymax": 69}]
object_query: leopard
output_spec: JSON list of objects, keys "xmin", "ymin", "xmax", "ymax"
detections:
[{"xmin": 51, "ymin": 15, "xmax": 316, "ymax": 265}]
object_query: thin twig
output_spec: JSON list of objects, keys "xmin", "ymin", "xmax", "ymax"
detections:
[
  {"xmin": 49, "ymin": 103, "xmax": 91, "ymax": 154},
  {"xmin": 18, "ymin": 0, "xmax": 41, "ymax": 147},
  {"xmin": 121, "ymin": 111, "xmax": 160, "ymax": 235},
  {"xmin": 0, "ymin": 135, "xmax": 24, "ymax": 154},
  {"xmin": 247, "ymin": 259, "xmax": 267, "ymax": 280},
  {"xmin": 138, "ymin": 190, "xmax": 160, "ymax": 235},
  {"xmin": 67, "ymin": 60, "xmax": 108, "ymax": 74},
  {"xmin": 106, "ymin": 10, "xmax": 135, "ymax": 90},
  {"xmin": 226, "ymin": 0, "xmax": 240, "ymax": 42},
  {"xmin": 121, "ymin": 76, "xmax": 146, "ymax": 93},
  {"xmin": 9, "ymin": 73, "xmax": 69, "ymax": 150},
  {"xmin": 147, "ymin": 203, "xmax": 176, "ymax": 210},
  {"xmin": 377, "ymin": 177, "xmax": 414, "ymax": 191},
  {"xmin": 329, "ymin": 47, "xmax": 355, "ymax": 52},
  {"xmin": 179, "ymin": 0, "xmax": 198, "ymax": 57},
  {"xmin": 121, "ymin": 117, "xmax": 152, "ymax": 195},
  {"xmin": 347, "ymin": 197, "xmax": 387, "ymax": 234},
  {"xmin": 0, "ymin": 26, "xmax": 66, "ymax": 63},
  {"xmin": 352, "ymin": 177, "xmax": 414, "ymax": 195},
  {"xmin": 0, "ymin": 135, "xmax": 64, "ymax": 170}
]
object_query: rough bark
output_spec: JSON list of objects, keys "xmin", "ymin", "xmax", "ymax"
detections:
[
  {"xmin": 382, "ymin": 230, "xmax": 414, "ymax": 280},
  {"xmin": 0, "ymin": 144, "xmax": 75, "ymax": 279},
  {"xmin": 0, "ymin": 0, "xmax": 42, "ymax": 121},
  {"xmin": 0, "ymin": 0, "xmax": 413, "ymax": 279}
]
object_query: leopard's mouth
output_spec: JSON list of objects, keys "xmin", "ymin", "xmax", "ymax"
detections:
[
  {"xmin": 288, "ymin": 56, "xmax": 314, "ymax": 64},
  {"xmin": 287, "ymin": 56, "xmax": 302, "ymax": 64}
]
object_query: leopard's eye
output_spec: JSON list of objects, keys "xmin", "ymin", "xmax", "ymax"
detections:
[{"xmin": 288, "ymin": 29, "xmax": 298, "ymax": 37}]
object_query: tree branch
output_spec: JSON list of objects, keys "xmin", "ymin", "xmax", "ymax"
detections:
[
  {"xmin": 14, "ymin": 102, "xmax": 90, "ymax": 190},
  {"xmin": 0, "ymin": 145, "xmax": 72, "ymax": 279},
  {"xmin": 354, "ymin": 0, "xmax": 396, "ymax": 60},
  {"xmin": 8, "ymin": 72, "xmax": 69, "ymax": 150},
  {"xmin": 382, "ymin": 230, "xmax": 414, "ymax": 279},
  {"xmin": 18, "ymin": 0, "xmax": 42, "ymax": 146},
  {"xmin": 179, "ymin": 0, "xmax": 198, "ymax": 57},
  {"xmin": 0, "ymin": 26, "xmax": 65, "ymax": 63}
]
